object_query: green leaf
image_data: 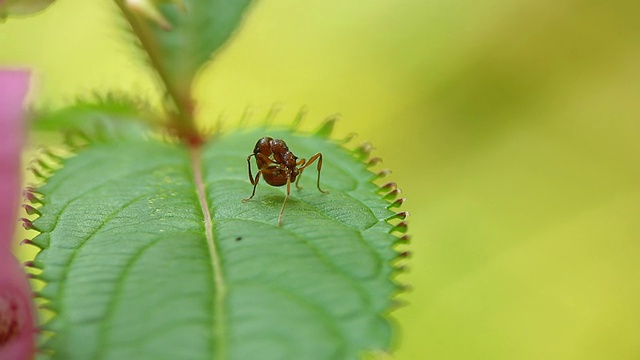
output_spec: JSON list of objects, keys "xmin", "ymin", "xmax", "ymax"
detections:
[
  {"xmin": 30, "ymin": 95, "xmax": 155, "ymax": 139},
  {"xmin": 115, "ymin": 0, "xmax": 254, "ymax": 112},
  {"xmin": 29, "ymin": 126, "xmax": 403, "ymax": 359}
]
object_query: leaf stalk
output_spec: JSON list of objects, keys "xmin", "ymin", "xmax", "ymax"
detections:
[{"xmin": 113, "ymin": 0, "xmax": 201, "ymax": 143}]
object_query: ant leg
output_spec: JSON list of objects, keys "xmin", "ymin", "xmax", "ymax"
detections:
[
  {"xmin": 278, "ymin": 176, "xmax": 291, "ymax": 226},
  {"xmin": 246, "ymin": 154, "xmax": 257, "ymax": 184},
  {"xmin": 248, "ymin": 153, "xmax": 278, "ymax": 184},
  {"xmin": 300, "ymin": 153, "xmax": 328, "ymax": 193},
  {"xmin": 242, "ymin": 171, "xmax": 261, "ymax": 202},
  {"xmin": 295, "ymin": 158, "xmax": 307, "ymax": 190}
]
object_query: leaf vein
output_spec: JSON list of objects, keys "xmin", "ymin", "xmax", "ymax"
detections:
[
  {"xmin": 94, "ymin": 234, "xmax": 167, "ymax": 359},
  {"xmin": 190, "ymin": 145, "xmax": 227, "ymax": 359}
]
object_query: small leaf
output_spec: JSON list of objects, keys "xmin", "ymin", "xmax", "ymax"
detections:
[
  {"xmin": 30, "ymin": 126, "xmax": 403, "ymax": 359},
  {"xmin": 115, "ymin": 0, "xmax": 254, "ymax": 112},
  {"xmin": 30, "ymin": 96, "xmax": 155, "ymax": 140}
]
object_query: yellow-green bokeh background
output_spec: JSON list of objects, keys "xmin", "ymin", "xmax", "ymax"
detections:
[{"xmin": 3, "ymin": 1, "xmax": 640, "ymax": 358}]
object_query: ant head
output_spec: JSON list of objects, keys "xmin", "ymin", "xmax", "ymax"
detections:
[{"xmin": 283, "ymin": 151, "xmax": 298, "ymax": 167}]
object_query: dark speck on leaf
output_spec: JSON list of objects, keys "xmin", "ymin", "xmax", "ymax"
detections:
[{"xmin": 235, "ymin": 236, "xmax": 242, "ymax": 241}]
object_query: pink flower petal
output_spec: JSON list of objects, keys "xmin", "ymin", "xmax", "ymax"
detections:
[
  {"xmin": 0, "ymin": 69, "xmax": 36, "ymax": 360},
  {"xmin": 0, "ymin": 69, "xmax": 30, "ymax": 249},
  {"xmin": 0, "ymin": 252, "xmax": 36, "ymax": 360}
]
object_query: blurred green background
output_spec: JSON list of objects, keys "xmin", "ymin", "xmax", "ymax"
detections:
[{"xmin": 2, "ymin": 0, "xmax": 640, "ymax": 359}]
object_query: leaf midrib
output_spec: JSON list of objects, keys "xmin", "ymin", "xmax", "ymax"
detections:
[{"xmin": 189, "ymin": 145, "xmax": 227, "ymax": 359}]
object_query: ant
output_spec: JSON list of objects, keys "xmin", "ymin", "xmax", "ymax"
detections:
[{"xmin": 242, "ymin": 137, "xmax": 328, "ymax": 226}]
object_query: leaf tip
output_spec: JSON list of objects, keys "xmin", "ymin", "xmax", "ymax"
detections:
[
  {"xmin": 291, "ymin": 106, "xmax": 308, "ymax": 129},
  {"xmin": 372, "ymin": 169, "xmax": 392, "ymax": 181},
  {"xmin": 19, "ymin": 239, "xmax": 34, "ymax": 248},
  {"xmin": 339, "ymin": 132, "xmax": 357, "ymax": 145},
  {"xmin": 38, "ymin": 302, "xmax": 58, "ymax": 313},
  {"xmin": 22, "ymin": 261, "xmax": 42, "ymax": 271},
  {"xmin": 395, "ymin": 234, "xmax": 411, "ymax": 245},
  {"xmin": 26, "ymin": 165, "xmax": 47, "ymax": 180},
  {"xmin": 367, "ymin": 156, "xmax": 383, "ymax": 167},
  {"xmin": 62, "ymin": 131, "xmax": 89, "ymax": 149},
  {"xmin": 386, "ymin": 197, "xmax": 405, "ymax": 210},
  {"xmin": 385, "ymin": 211, "xmax": 409, "ymax": 222},
  {"xmin": 382, "ymin": 188, "xmax": 402, "ymax": 202},
  {"xmin": 376, "ymin": 182, "xmax": 396, "ymax": 193},
  {"xmin": 314, "ymin": 113, "xmax": 340, "ymax": 138},
  {"xmin": 19, "ymin": 218, "xmax": 39, "ymax": 231},
  {"xmin": 353, "ymin": 142, "xmax": 375, "ymax": 160},
  {"xmin": 239, "ymin": 106, "xmax": 254, "ymax": 128},
  {"xmin": 263, "ymin": 103, "xmax": 282, "ymax": 125},
  {"xmin": 389, "ymin": 221, "xmax": 408, "ymax": 234},
  {"xmin": 21, "ymin": 204, "xmax": 41, "ymax": 216},
  {"xmin": 125, "ymin": 0, "xmax": 173, "ymax": 30}
]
